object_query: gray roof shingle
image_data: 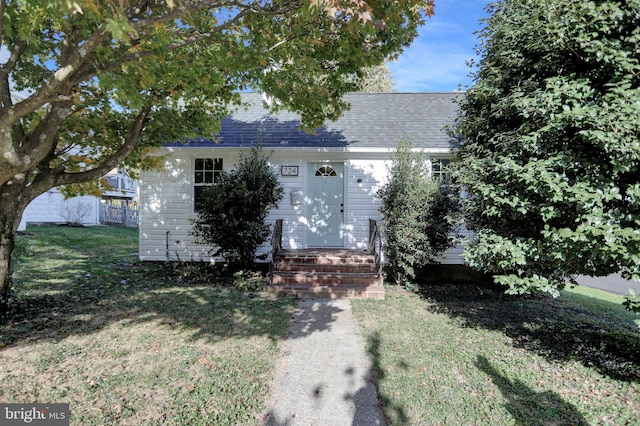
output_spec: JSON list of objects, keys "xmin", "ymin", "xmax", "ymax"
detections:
[{"xmin": 172, "ymin": 92, "xmax": 461, "ymax": 149}]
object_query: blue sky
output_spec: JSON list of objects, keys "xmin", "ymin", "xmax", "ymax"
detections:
[{"xmin": 390, "ymin": 0, "xmax": 490, "ymax": 92}]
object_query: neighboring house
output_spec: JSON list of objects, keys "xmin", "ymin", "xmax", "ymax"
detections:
[
  {"xmin": 18, "ymin": 169, "xmax": 138, "ymax": 230},
  {"xmin": 3, "ymin": 48, "xmax": 140, "ymax": 231},
  {"xmin": 139, "ymin": 92, "xmax": 467, "ymax": 264}
]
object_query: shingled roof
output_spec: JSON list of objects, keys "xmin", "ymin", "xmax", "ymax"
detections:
[{"xmin": 174, "ymin": 92, "xmax": 461, "ymax": 149}]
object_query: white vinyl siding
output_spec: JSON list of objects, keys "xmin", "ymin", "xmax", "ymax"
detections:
[{"xmin": 139, "ymin": 147, "xmax": 467, "ymax": 265}]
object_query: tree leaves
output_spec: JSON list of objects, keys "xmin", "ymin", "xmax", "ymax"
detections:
[
  {"xmin": 378, "ymin": 138, "xmax": 460, "ymax": 286},
  {"xmin": 452, "ymin": 0, "xmax": 640, "ymax": 298},
  {"xmin": 0, "ymin": 0, "xmax": 431, "ymax": 309}
]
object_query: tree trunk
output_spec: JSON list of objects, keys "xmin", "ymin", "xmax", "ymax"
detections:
[{"xmin": 0, "ymin": 185, "xmax": 27, "ymax": 317}]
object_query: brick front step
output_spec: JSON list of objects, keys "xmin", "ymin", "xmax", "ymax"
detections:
[
  {"xmin": 265, "ymin": 284, "xmax": 385, "ymax": 300},
  {"xmin": 273, "ymin": 263, "xmax": 377, "ymax": 274},
  {"xmin": 269, "ymin": 271, "xmax": 381, "ymax": 287},
  {"xmin": 267, "ymin": 248, "xmax": 385, "ymax": 299},
  {"xmin": 275, "ymin": 249, "xmax": 375, "ymax": 265}
]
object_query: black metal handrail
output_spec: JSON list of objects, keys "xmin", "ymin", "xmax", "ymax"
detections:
[
  {"xmin": 368, "ymin": 219, "xmax": 382, "ymax": 279},
  {"xmin": 270, "ymin": 219, "xmax": 283, "ymax": 284}
]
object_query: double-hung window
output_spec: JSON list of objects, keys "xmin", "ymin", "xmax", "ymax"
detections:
[
  {"xmin": 194, "ymin": 158, "xmax": 223, "ymax": 211},
  {"xmin": 431, "ymin": 158, "xmax": 452, "ymax": 182}
]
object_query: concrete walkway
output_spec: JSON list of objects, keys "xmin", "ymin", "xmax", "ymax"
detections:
[{"xmin": 262, "ymin": 299, "xmax": 385, "ymax": 426}]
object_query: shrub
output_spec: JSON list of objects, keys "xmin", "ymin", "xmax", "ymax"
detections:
[
  {"xmin": 191, "ymin": 143, "xmax": 283, "ymax": 270},
  {"xmin": 378, "ymin": 138, "xmax": 460, "ymax": 287}
]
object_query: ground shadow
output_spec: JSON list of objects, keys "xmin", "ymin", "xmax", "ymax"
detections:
[
  {"xmin": 1, "ymin": 258, "xmax": 314, "ymax": 348},
  {"xmin": 418, "ymin": 282, "xmax": 640, "ymax": 381},
  {"xmin": 262, "ymin": 301, "xmax": 385, "ymax": 426},
  {"xmin": 286, "ymin": 298, "xmax": 345, "ymax": 338},
  {"xmin": 476, "ymin": 355, "xmax": 591, "ymax": 426},
  {"xmin": 363, "ymin": 331, "xmax": 406, "ymax": 425}
]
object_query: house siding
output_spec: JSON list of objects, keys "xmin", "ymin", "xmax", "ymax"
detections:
[
  {"xmin": 18, "ymin": 191, "xmax": 101, "ymax": 230},
  {"xmin": 18, "ymin": 169, "xmax": 138, "ymax": 231},
  {"xmin": 139, "ymin": 147, "xmax": 467, "ymax": 265}
]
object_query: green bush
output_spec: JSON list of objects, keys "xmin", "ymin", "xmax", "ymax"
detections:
[
  {"xmin": 378, "ymin": 138, "xmax": 460, "ymax": 287},
  {"xmin": 191, "ymin": 143, "xmax": 283, "ymax": 270}
]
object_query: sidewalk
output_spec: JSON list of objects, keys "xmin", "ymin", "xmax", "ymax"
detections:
[{"xmin": 262, "ymin": 299, "xmax": 385, "ymax": 426}]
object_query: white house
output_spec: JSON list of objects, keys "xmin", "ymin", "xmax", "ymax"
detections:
[
  {"xmin": 139, "ymin": 92, "xmax": 467, "ymax": 266},
  {"xmin": 18, "ymin": 169, "xmax": 138, "ymax": 230}
]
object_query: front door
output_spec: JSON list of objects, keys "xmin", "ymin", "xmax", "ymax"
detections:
[{"xmin": 306, "ymin": 162, "xmax": 344, "ymax": 247}]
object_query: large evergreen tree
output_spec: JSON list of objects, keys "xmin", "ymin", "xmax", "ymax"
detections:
[{"xmin": 452, "ymin": 0, "xmax": 640, "ymax": 296}]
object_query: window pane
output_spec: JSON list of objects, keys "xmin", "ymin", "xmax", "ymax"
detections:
[
  {"xmin": 432, "ymin": 159, "xmax": 452, "ymax": 181},
  {"xmin": 194, "ymin": 158, "xmax": 223, "ymax": 211},
  {"xmin": 315, "ymin": 166, "xmax": 336, "ymax": 177}
]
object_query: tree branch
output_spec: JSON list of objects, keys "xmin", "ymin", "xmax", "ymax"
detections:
[
  {"xmin": 50, "ymin": 104, "xmax": 151, "ymax": 188},
  {"xmin": 73, "ymin": 1, "xmax": 303, "ymax": 86},
  {"xmin": 0, "ymin": 39, "xmax": 27, "ymax": 91},
  {"xmin": 1, "ymin": 23, "xmax": 110, "ymax": 128},
  {"xmin": 0, "ymin": 98, "xmax": 76, "ymax": 185},
  {"xmin": 0, "ymin": 0, "xmax": 5, "ymax": 48}
]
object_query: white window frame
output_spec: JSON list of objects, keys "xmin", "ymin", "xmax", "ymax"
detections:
[
  {"xmin": 193, "ymin": 157, "xmax": 224, "ymax": 212},
  {"xmin": 430, "ymin": 158, "xmax": 452, "ymax": 182}
]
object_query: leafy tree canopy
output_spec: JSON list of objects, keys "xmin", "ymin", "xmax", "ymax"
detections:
[
  {"xmin": 356, "ymin": 62, "xmax": 396, "ymax": 92},
  {"xmin": 452, "ymin": 0, "xmax": 640, "ymax": 297},
  {"xmin": 0, "ymin": 0, "xmax": 433, "ymax": 313}
]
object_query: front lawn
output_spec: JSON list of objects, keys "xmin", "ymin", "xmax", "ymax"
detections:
[
  {"xmin": 3, "ymin": 225, "xmax": 639, "ymax": 425},
  {"xmin": 1, "ymin": 225, "xmax": 296, "ymax": 425},
  {"xmin": 352, "ymin": 283, "xmax": 640, "ymax": 425}
]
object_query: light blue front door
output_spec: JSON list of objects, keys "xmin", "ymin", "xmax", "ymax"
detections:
[{"xmin": 307, "ymin": 162, "xmax": 344, "ymax": 247}]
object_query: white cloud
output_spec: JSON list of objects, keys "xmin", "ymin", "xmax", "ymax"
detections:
[
  {"xmin": 390, "ymin": 42, "xmax": 475, "ymax": 92},
  {"xmin": 391, "ymin": 0, "xmax": 489, "ymax": 92}
]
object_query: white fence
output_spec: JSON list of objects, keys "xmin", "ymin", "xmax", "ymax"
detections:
[{"xmin": 99, "ymin": 202, "xmax": 139, "ymax": 227}]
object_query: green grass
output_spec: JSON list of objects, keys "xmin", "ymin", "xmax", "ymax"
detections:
[
  {"xmin": 352, "ymin": 283, "xmax": 640, "ymax": 425},
  {"xmin": 1, "ymin": 225, "xmax": 296, "ymax": 425},
  {"xmin": 5, "ymin": 225, "xmax": 640, "ymax": 425}
]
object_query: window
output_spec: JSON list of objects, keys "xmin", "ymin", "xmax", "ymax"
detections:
[
  {"xmin": 431, "ymin": 158, "xmax": 452, "ymax": 182},
  {"xmin": 315, "ymin": 165, "xmax": 337, "ymax": 177},
  {"xmin": 194, "ymin": 158, "xmax": 223, "ymax": 211}
]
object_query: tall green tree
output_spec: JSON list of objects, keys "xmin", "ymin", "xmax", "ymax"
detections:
[
  {"xmin": 0, "ymin": 0, "xmax": 434, "ymax": 313},
  {"xmin": 378, "ymin": 138, "xmax": 460, "ymax": 287},
  {"xmin": 452, "ymin": 0, "xmax": 640, "ymax": 296},
  {"xmin": 356, "ymin": 62, "xmax": 397, "ymax": 92}
]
